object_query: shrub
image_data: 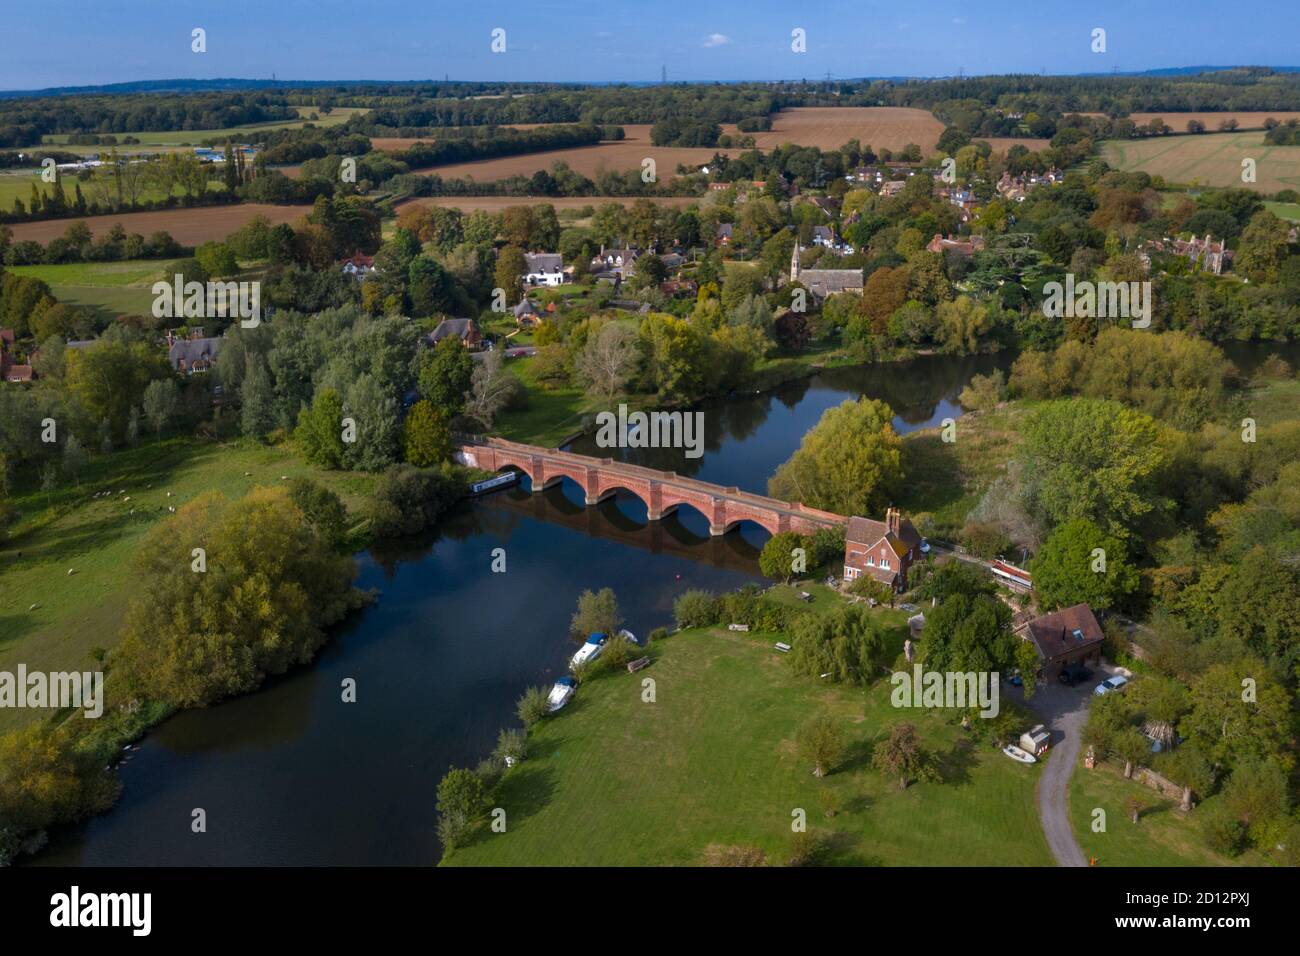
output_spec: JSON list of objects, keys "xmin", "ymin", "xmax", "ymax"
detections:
[
  {"xmin": 787, "ymin": 829, "xmax": 828, "ymax": 867},
  {"xmin": 515, "ymin": 686, "xmax": 550, "ymax": 727},
  {"xmin": 700, "ymin": 843, "xmax": 766, "ymax": 866},
  {"xmin": 673, "ymin": 589, "xmax": 718, "ymax": 629},
  {"xmin": 369, "ymin": 462, "xmax": 462, "ymax": 538},
  {"xmin": 648, "ymin": 626, "xmax": 670, "ymax": 642},
  {"xmin": 494, "ymin": 728, "xmax": 528, "ymax": 764}
]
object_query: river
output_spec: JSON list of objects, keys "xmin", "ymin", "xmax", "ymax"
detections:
[{"xmin": 32, "ymin": 344, "xmax": 1291, "ymax": 865}]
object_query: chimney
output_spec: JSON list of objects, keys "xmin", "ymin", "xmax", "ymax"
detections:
[{"xmin": 886, "ymin": 507, "xmax": 900, "ymax": 535}]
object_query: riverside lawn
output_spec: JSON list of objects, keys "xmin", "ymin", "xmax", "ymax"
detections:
[{"xmin": 445, "ymin": 603, "xmax": 1052, "ymax": 867}]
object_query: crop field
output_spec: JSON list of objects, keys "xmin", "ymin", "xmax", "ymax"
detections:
[
  {"xmin": 1119, "ymin": 111, "xmax": 1300, "ymax": 131},
  {"xmin": 404, "ymin": 123, "xmax": 729, "ymax": 181},
  {"xmin": 1101, "ymin": 131, "xmax": 1300, "ymax": 190},
  {"xmin": 5, "ymin": 202, "xmax": 312, "ymax": 246},
  {"xmin": 2, "ymin": 258, "xmax": 226, "ymax": 317},
  {"xmin": 730, "ymin": 106, "xmax": 944, "ymax": 151},
  {"xmin": 393, "ymin": 194, "xmax": 696, "ymax": 216}
]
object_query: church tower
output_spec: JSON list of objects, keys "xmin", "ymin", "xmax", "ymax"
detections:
[{"xmin": 790, "ymin": 242, "xmax": 801, "ymax": 282}]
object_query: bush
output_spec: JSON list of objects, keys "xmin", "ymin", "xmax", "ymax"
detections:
[
  {"xmin": 960, "ymin": 520, "xmax": 1011, "ymax": 560},
  {"xmin": 700, "ymin": 843, "xmax": 766, "ymax": 866},
  {"xmin": 673, "ymin": 589, "xmax": 719, "ymax": 629},
  {"xmin": 516, "ymin": 686, "xmax": 550, "ymax": 727},
  {"xmin": 648, "ymin": 626, "xmax": 670, "ymax": 642},
  {"xmin": 599, "ymin": 635, "xmax": 638, "ymax": 670},
  {"xmin": 369, "ymin": 462, "xmax": 462, "ymax": 537},
  {"xmin": 474, "ymin": 756, "xmax": 506, "ymax": 792},
  {"xmin": 787, "ymin": 829, "xmax": 828, "ymax": 867},
  {"xmin": 1200, "ymin": 802, "xmax": 1246, "ymax": 856},
  {"xmin": 494, "ymin": 728, "xmax": 528, "ymax": 764}
]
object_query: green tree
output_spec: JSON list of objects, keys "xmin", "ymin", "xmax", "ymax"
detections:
[
  {"xmin": 1180, "ymin": 663, "xmax": 1292, "ymax": 771},
  {"xmin": 239, "ymin": 353, "xmax": 276, "ymax": 438},
  {"xmin": 768, "ymin": 398, "xmax": 903, "ymax": 517},
  {"xmin": 418, "ymin": 337, "xmax": 475, "ymax": 417},
  {"xmin": 797, "ymin": 713, "xmax": 845, "ymax": 778},
  {"xmin": 516, "ymin": 686, "xmax": 550, "ymax": 727},
  {"xmin": 788, "ymin": 604, "xmax": 888, "ymax": 684},
  {"xmin": 436, "ymin": 767, "xmax": 489, "ymax": 853},
  {"xmin": 1020, "ymin": 398, "xmax": 1165, "ymax": 538},
  {"xmin": 872, "ymin": 721, "xmax": 940, "ymax": 789},
  {"xmin": 570, "ymin": 587, "xmax": 622, "ymax": 639},
  {"xmin": 141, "ymin": 377, "xmax": 180, "ymax": 440},
  {"xmin": 402, "ymin": 399, "xmax": 451, "ymax": 466},
  {"xmin": 287, "ymin": 477, "xmax": 348, "ymax": 549},
  {"xmin": 494, "ymin": 246, "xmax": 528, "ymax": 306},
  {"xmin": 295, "ymin": 388, "xmax": 347, "ymax": 468},
  {"xmin": 1029, "ymin": 518, "xmax": 1139, "ymax": 612},
  {"xmin": 759, "ymin": 531, "xmax": 806, "ymax": 581}
]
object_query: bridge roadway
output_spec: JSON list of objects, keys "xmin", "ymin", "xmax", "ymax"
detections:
[{"xmin": 456, "ymin": 436, "xmax": 847, "ymax": 537}]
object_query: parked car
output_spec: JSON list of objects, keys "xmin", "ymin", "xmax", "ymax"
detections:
[
  {"xmin": 919, "ymin": 539, "xmax": 931, "ymax": 554},
  {"xmin": 1007, "ymin": 669, "xmax": 1023, "ymax": 687},
  {"xmin": 1094, "ymin": 675, "xmax": 1130, "ymax": 696},
  {"xmin": 1058, "ymin": 664, "xmax": 1094, "ymax": 686}
]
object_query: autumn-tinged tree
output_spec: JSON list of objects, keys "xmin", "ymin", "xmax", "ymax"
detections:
[
  {"xmin": 115, "ymin": 487, "xmax": 361, "ymax": 708},
  {"xmin": 769, "ymin": 397, "xmax": 903, "ymax": 517}
]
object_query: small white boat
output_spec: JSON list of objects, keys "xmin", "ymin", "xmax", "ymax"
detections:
[
  {"xmin": 570, "ymin": 633, "xmax": 609, "ymax": 669},
  {"xmin": 547, "ymin": 676, "xmax": 577, "ymax": 713},
  {"xmin": 617, "ymin": 628, "xmax": 637, "ymax": 646},
  {"xmin": 1002, "ymin": 744, "xmax": 1037, "ymax": 764}
]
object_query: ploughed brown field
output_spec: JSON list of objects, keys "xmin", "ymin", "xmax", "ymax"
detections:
[
  {"xmin": 403, "ymin": 124, "xmax": 729, "ymax": 181},
  {"xmin": 7, "ymin": 203, "xmax": 314, "ymax": 246},
  {"xmin": 393, "ymin": 195, "xmax": 697, "ymax": 215},
  {"xmin": 385, "ymin": 108, "xmax": 1048, "ymax": 184}
]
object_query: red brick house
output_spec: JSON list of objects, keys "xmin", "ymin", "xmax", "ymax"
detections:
[
  {"xmin": 1, "ymin": 328, "xmax": 33, "ymax": 383},
  {"xmin": 1014, "ymin": 603, "xmax": 1105, "ymax": 678},
  {"xmin": 842, "ymin": 508, "xmax": 923, "ymax": 592}
]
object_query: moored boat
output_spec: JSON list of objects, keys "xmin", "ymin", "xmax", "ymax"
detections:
[
  {"xmin": 1002, "ymin": 744, "xmax": 1037, "ymax": 764},
  {"xmin": 570, "ymin": 632, "xmax": 609, "ymax": 669},
  {"xmin": 547, "ymin": 676, "xmax": 577, "ymax": 713}
]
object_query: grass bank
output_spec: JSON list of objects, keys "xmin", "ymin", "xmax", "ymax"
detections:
[{"xmin": 444, "ymin": 616, "xmax": 1053, "ymax": 867}]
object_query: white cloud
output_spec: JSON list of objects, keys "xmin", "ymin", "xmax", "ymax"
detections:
[{"xmin": 703, "ymin": 34, "xmax": 730, "ymax": 48}]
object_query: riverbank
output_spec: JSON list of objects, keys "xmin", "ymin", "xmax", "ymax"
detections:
[{"xmin": 443, "ymin": 594, "xmax": 1054, "ymax": 867}]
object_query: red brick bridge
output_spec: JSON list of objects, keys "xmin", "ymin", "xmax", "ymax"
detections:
[{"xmin": 455, "ymin": 436, "xmax": 847, "ymax": 537}]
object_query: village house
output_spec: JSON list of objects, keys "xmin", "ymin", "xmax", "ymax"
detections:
[
  {"xmin": 523, "ymin": 253, "xmax": 565, "ymax": 286},
  {"xmin": 0, "ymin": 328, "xmax": 33, "ymax": 383},
  {"xmin": 715, "ymin": 223, "xmax": 734, "ymax": 246},
  {"xmin": 168, "ymin": 334, "xmax": 223, "ymax": 374},
  {"xmin": 879, "ymin": 180, "xmax": 907, "ymax": 198},
  {"xmin": 790, "ymin": 244, "xmax": 863, "ymax": 302},
  {"xmin": 926, "ymin": 233, "xmax": 986, "ymax": 257},
  {"xmin": 659, "ymin": 278, "xmax": 698, "ymax": 298},
  {"xmin": 1014, "ymin": 603, "xmax": 1105, "ymax": 679},
  {"xmin": 339, "ymin": 253, "xmax": 377, "ymax": 279},
  {"xmin": 590, "ymin": 246, "xmax": 639, "ymax": 279},
  {"xmin": 842, "ymin": 508, "xmax": 923, "ymax": 592},
  {"xmin": 425, "ymin": 317, "xmax": 483, "ymax": 349},
  {"xmin": 513, "ymin": 297, "xmax": 541, "ymax": 327},
  {"xmin": 1141, "ymin": 234, "xmax": 1231, "ymax": 275}
]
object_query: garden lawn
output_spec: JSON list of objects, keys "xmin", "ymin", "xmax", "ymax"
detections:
[
  {"xmin": 0, "ymin": 437, "xmax": 373, "ymax": 733},
  {"xmin": 444, "ymin": 626, "xmax": 1053, "ymax": 866},
  {"xmin": 1068, "ymin": 763, "xmax": 1248, "ymax": 867}
]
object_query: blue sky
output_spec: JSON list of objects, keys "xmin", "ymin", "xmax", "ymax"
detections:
[{"xmin": 1, "ymin": 0, "xmax": 1297, "ymax": 90}]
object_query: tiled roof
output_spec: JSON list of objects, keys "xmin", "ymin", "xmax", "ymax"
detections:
[{"xmin": 1020, "ymin": 604, "xmax": 1104, "ymax": 661}]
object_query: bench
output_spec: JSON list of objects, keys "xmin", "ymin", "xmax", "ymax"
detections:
[
  {"xmin": 774, "ymin": 642, "xmax": 791, "ymax": 653},
  {"xmin": 627, "ymin": 656, "xmax": 651, "ymax": 673},
  {"xmin": 727, "ymin": 623, "xmax": 750, "ymax": 632}
]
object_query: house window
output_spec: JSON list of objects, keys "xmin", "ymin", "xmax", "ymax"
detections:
[
  {"xmin": 881, "ymin": 558, "xmax": 890, "ymax": 570},
  {"xmin": 868, "ymin": 555, "xmax": 874, "ymax": 566}
]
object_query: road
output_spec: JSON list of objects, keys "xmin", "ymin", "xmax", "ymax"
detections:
[{"xmin": 1003, "ymin": 674, "xmax": 1103, "ymax": 867}]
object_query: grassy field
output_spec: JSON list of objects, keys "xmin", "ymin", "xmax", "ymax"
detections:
[
  {"xmin": 40, "ymin": 106, "xmax": 368, "ymax": 152},
  {"xmin": 6, "ymin": 258, "xmax": 266, "ymax": 320},
  {"xmin": 1264, "ymin": 200, "xmax": 1300, "ymax": 221},
  {"xmin": 445, "ymin": 620, "xmax": 1053, "ymax": 866},
  {"xmin": 1068, "ymin": 763, "xmax": 1245, "ymax": 867},
  {"xmin": 0, "ymin": 171, "xmax": 227, "ymax": 214},
  {"xmin": 897, "ymin": 402, "xmax": 1031, "ymax": 538},
  {"xmin": 0, "ymin": 437, "xmax": 374, "ymax": 733},
  {"xmin": 1101, "ymin": 131, "xmax": 1300, "ymax": 191}
]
